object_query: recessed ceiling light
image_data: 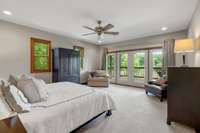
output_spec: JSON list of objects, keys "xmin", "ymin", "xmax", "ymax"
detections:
[
  {"xmin": 161, "ymin": 27, "xmax": 168, "ymax": 31},
  {"xmin": 3, "ymin": 10, "xmax": 12, "ymax": 16}
]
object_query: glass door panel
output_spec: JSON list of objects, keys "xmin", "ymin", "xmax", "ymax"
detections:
[
  {"xmin": 119, "ymin": 53, "xmax": 128, "ymax": 80},
  {"xmin": 149, "ymin": 49, "xmax": 163, "ymax": 80},
  {"xmin": 133, "ymin": 52, "xmax": 145, "ymax": 81},
  {"xmin": 107, "ymin": 54, "xmax": 115, "ymax": 81}
]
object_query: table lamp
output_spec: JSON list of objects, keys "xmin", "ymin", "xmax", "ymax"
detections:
[{"xmin": 174, "ymin": 39, "xmax": 193, "ymax": 66}]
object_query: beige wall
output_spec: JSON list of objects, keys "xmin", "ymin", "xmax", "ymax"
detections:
[
  {"xmin": 188, "ymin": 1, "xmax": 200, "ymax": 66},
  {"xmin": 102, "ymin": 30, "xmax": 187, "ymax": 66},
  {"xmin": 102, "ymin": 30, "xmax": 187, "ymax": 51},
  {"xmin": 0, "ymin": 20, "xmax": 101, "ymax": 83}
]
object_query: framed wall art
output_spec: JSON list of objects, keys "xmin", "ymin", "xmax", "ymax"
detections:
[{"xmin": 30, "ymin": 37, "xmax": 51, "ymax": 73}]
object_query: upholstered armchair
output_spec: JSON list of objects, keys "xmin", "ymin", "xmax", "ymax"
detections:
[{"xmin": 87, "ymin": 70, "xmax": 109, "ymax": 87}]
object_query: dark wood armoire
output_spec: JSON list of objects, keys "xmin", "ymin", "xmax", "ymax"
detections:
[
  {"xmin": 52, "ymin": 48, "xmax": 80, "ymax": 83},
  {"xmin": 167, "ymin": 67, "xmax": 200, "ymax": 133}
]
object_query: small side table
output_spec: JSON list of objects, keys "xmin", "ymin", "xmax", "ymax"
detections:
[{"xmin": 0, "ymin": 112, "xmax": 26, "ymax": 133}]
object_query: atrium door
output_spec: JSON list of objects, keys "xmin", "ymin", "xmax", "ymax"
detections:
[
  {"xmin": 149, "ymin": 49, "xmax": 163, "ymax": 80},
  {"xmin": 107, "ymin": 53, "xmax": 116, "ymax": 83},
  {"xmin": 106, "ymin": 48, "xmax": 163, "ymax": 87},
  {"xmin": 116, "ymin": 51, "xmax": 148, "ymax": 86},
  {"xmin": 131, "ymin": 50, "xmax": 148, "ymax": 86}
]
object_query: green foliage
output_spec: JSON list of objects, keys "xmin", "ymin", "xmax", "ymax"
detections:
[
  {"xmin": 153, "ymin": 53, "xmax": 162, "ymax": 67},
  {"xmin": 74, "ymin": 46, "xmax": 84, "ymax": 69},
  {"xmin": 34, "ymin": 43, "xmax": 48, "ymax": 56},
  {"xmin": 34, "ymin": 43, "xmax": 49, "ymax": 70},
  {"xmin": 120, "ymin": 53, "xmax": 128, "ymax": 67},
  {"xmin": 106, "ymin": 51, "xmax": 163, "ymax": 79},
  {"xmin": 107, "ymin": 55, "xmax": 115, "ymax": 77},
  {"xmin": 34, "ymin": 57, "xmax": 48, "ymax": 70},
  {"xmin": 133, "ymin": 53, "xmax": 144, "ymax": 67},
  {"xmin": 107, "ymin": 55, "xmax": 114, "ymax": 68},
  {"xmin": 152, "ymin": 52, "xmax": 163, "ymax": 78}
]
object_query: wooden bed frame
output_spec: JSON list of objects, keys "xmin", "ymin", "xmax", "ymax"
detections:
[
  {"xmin": 0, "ymin": 110, "xmax": 112, "ymax": 133},
  {"xmin": 71, "ymin": 110, "xmax": 112, "ymax": 133}
]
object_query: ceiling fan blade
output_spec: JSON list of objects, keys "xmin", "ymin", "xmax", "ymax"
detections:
[
  {"xmin": 104, "ymin": 31, "xmax": 119, "ymax": 35},
  {"xmin": 82, "ymin": 32, "xmax": 96, "ymax": 36},
  {"xmin": 83, "ymin": 26, "xmax": 96, "ymax": 31},
  {"xmin": 103, "ymin": 24, "xmax": 114, "ymax": 31}
]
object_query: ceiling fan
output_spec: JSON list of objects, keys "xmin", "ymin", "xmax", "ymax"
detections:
[{"xmin": 82, "ymin": 20, "xmax": 119, "ymax": 43}]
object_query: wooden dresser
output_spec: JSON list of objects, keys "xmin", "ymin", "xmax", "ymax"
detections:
[{"xmin": 167, "ymin": 67, "xmax": 200, "ymax": 133}]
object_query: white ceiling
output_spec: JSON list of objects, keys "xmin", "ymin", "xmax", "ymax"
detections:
[{"xmin": 0, "ymin": 0, "xmax": 199, "ymax": 45}]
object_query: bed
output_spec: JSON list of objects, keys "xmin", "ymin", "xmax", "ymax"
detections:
[{"xmin": 18, "ymin": 82, "xmax": 116, "ymax": 133}]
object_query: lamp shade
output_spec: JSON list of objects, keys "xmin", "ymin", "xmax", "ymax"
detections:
[{"xmin": 174, "ymin": 39, "xmax": 193, "ymax": 53}]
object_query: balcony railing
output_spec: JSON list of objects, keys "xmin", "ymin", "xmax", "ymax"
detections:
[
  {"xmin": 133, "ymin": 66, "xmax": 162, "ymax": 79},
  {"xmin": 133, "ymin": 66, "xmax": 144, "ymax": 79},
  {"xmin": 108, "ymin": 66, "xmax": 162, "ymax": 79},
  {"xmin": 119, "ymin": 66, "xmax": 128, "ymax": 77},
  {"xmin": 152, "ymin": 67, "xmax": 162, "ymax": 79},
  {"xmin": 108, "ymin": 67, "xmax": 115, "ymax": 78}
]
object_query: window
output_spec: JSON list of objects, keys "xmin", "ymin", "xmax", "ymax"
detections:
[
  {"xmin": 73, "ymin": 46, "xmax": 84, "ymax": 69},
  {"xmin": 119, "ymin": 53, "xmax": 128, "ymax": 79},
  {"xmin": 107, "ymin": 54, "xmax": 115, "ymax": 79},
  {"xmin": 133, "ymin": 52, "xmax": 145, "ymax": 80},
  {"xmin": 31, "ymin": 38, "xmax": 51, "ymax": 73},
  {"xmin": 152, "ymin": 50, "xmax": 163, "ymax": 79}
]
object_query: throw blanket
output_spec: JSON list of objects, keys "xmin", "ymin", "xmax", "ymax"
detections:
[
  {"xmin": 32, "ymin": 82, "xmax": 95, "ymax": 108},
  {"xmin": 19, "ymin": 82, "xmax": 116, "ymax": 133}
]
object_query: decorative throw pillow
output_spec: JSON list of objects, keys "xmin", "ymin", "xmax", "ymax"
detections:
[
  {"xmin": 8, "ymin": 74, "xmax": 20, "ymax": 86},
  {"xmin": 17, "ymin": 79, "xmax": 41, "ymax": 103},
  {"xmin": 151, "ymin": 79, "xmax": 167, "ymax": 86},
  {"xmin": 1, "ymin": 81, "xmax": 31, "ymax": 113},
  {"xmin": 20, "ymin": 74, "xmax": 35, "ymax": 80},
  {"xmin": 32, "ymin": 79, "xmax": 48, "ymax": 101},
  {"xmin": 17, "ymin": 78, "xmax": 48, "ymax": 103},
  {"xmin": 95, "ymin": 70, "xmax": 107, "ymax": 77}
]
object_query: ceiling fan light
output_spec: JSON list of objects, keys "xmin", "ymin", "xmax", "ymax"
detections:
[
  {"xmin": 97, "ymin": 35, "xmax": 103, "ymax": 43},
  {"xmin": 98, "ymin": 40, "xmax": 102, "ymax": 43}
]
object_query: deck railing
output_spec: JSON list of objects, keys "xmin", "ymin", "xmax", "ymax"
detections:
[{"xmin": 108, "ymin": 66, "xmax": 162, "ymax": 79}]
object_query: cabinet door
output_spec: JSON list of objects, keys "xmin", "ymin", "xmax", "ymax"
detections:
[{"xmin": 60, "ymin": 49, "xmax": 80, "ymax": 83}]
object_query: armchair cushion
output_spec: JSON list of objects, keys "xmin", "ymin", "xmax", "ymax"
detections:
[
  {"xmin": 148, "ymin": 79, "xmax": 167, "ymax": 86},
  {"xmin": 88, "ymin": 77, "xmax": 108, "ymax": 82},
  {"xmin": 94, "ymin": 70, "xmax": 107, "ymax": 77},
  {"xmin": 87, "ymin": 70, "xmax": 109, "ymax": 87}
]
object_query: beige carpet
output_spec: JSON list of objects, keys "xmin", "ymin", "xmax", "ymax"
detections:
[{"xmin": 76, "ymin": 84, "xmax": 194, "ymax": 133}]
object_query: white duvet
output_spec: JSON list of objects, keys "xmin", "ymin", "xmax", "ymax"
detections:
[{"xmin": 18, "ymin": 82, "xmax": 116, "ymax": 133}]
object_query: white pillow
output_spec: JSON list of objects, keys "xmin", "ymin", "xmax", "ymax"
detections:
[
  {"xmin": 17, "ymin": 78, "xmax": 48, "ymax": 103},
  {"xmin": 8, "ymin": 74, "xmax": 20, "ymax": 86},
  {"xmin": 33, "ymin": 79, "xmax": 48, "ymax": 101},
  {"xmin": 17, "ymin": 79, "xmax": 41, "ymax": 103},
  {"xmin": 20, "ymin": 74, "xmax": 35, "ymax": 80},
  {"xmin": 20, "ymin": 74, "xmax": 48, "ymax": 100},
  {"xmin": 1, "ymin": 82, "xmax": 31, "ymax": 113}
]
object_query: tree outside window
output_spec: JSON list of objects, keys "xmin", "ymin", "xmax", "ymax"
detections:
[
  {"xmin": 152, "ymin": 51, "xmax": 163, "ymax": 79},
  {"xmin": 73, "ymin": 46, "xmax": 84, "ymax": 69},
  {"xmin": 119, "ymin": 53, "xmax": 128, "ymax": 78},
  {"xmin": 133, "ymin": 52, "xmax": 145, "ymax": 80},
  {"xmin": 107, "ymin": 54, "xmax": 115, "ymax": 78}
]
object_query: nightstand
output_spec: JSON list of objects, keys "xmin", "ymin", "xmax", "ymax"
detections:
[{"xmin": 0, "ymin": 112, "xmax": 26, "ymax": 133}]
